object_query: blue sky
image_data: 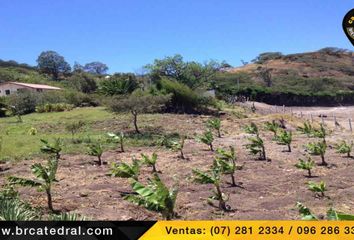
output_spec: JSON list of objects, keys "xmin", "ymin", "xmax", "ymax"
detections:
[{"xmin": 0, "ymin": 1, "xmax": 353, "ymax": 73}]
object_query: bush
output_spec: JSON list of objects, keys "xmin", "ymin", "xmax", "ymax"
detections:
[
  {"xmin": 35, "ymin": 103, "xmax": 74, "ymax": 113},
  {"xmin": 99, "ymin": 73, "xmax": 138, "ymax": 95},
  {"xmin": 66, "ymin": 72, "xmax": 97, "ymax": 93},
  {"xmin": 7, "ymin": 90, "xmax": 38, "ymax": 115}
]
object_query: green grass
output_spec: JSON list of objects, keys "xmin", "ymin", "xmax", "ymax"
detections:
[{"xmin": 0, "ymin": 107, "xmax": 179, "ymax": 161}]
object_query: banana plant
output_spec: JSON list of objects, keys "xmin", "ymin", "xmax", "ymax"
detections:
[
  {"xmin": 48, "ymin": 212, "xmax": 87, "ymax": 221},
  {"xmin": 40, "ymin": 139, "xmax": 62, "ymax": 160},
  {"xmin": 207, "ymin": 118, "xmax": 222, "ymax": 138},
  {"xmin": 246, "ymin": 135, "xmax": 266, "ymax": 160},
  {"xmin": 308, "ymin": 181, "xmax": 327, "ymax": 198},
  {"xmin": 214, "ymin": 147, "xmax": 243, "ymax": 187},
  {"xmin": 306, "ymin": 141, "xmax": 327, "ymax": 166},
  {"xmin": 0, "ymin": 196, "xmax": 38, "ymax": 220},
  {"xmin": 295, "ymin": 157, "xmax": 315, "ymax": 177},
  {"xmin": 110, "ymin": 158, "xmax": 141, "ymax": 181},
  {"xmin": 264, "ymin": 120, "xmax": 280, "ymax": 138},
  {"xmin": 334, "ymin": 140, "xmax": 353, "ymax": 158},
  {"xmin": 192, "ymin": 165, "xmax": 230, "ymax": 211},
  {"xmin": 171, "ymin": 136, "xmax": 186, "ymax": 159},
  {"xmin": 107, "ymin": 132, "xmax": 125, "ymax": 152},
  {"xmin": 297, "ymin": 121, "xmax": 314, "ymax": 137},
  {"xmin": 197, "ymin": 130, "xmax": 214, "ymax": 151},
  {"xmin": 275, "ymin": 129, "xmax": 292, "ymax": 152},
  {"xmin": 313, "ymin": 124, "xmax": 327, "ymax": 143},
  {"xmin": 296, "ymin": 202, "xmax": 354, "ymax": 220},
  {"xmin": 88, "ymin": 141, "xmax": 104, "ymax": 166},
  {"xmin": 124, "ymin": 173, "xmax": 178, "ymax": 220},
  {"xmin": 244, "ymin": 122, "xmax": 259, "ymax": 135},
  {"xmin": 8, "ymin": 157, "xmax": 59, "ymax": 212},
  {"xmin": 141, "ymin": 152, "xmax": 158, "ymax": 173}
]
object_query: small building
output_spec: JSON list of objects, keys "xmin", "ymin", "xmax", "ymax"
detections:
[{"xmin": 0, "ymin": 82, "xmax": 61, "ymax": 96}]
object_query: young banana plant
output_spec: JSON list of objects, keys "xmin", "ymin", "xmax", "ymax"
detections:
[
  {"xmin": 334, "ymin": 140, "xmax": 353, "ymax": 158},
  {"xmin": 275, "ymin": 129, "xmax": 292, "ymax": 152},
  {"xmin": 88, "ymin": 141, "xmax": 104, "ymax": 166},
  {"xmin": 295, "ymin": 157, "xmax": 315, "ymax": 177},
  {"xmin": 40, "ymin": 139, "xmax": 62, "ymax": 160},
  {"xmin": 264, "ymin": 120, "xmax": 280, "ymax": 138},
  {"xmin": 214, "ymin": 146, "xmax": 243, "ymax": 187},
  {"xmin": 313, "ymin": 124, "xmax": 327, "ymax": 143},
  {"xmin": 307, "ymin": 181, "xmax": 327, "ymax": 198},
  {"xmin": 296, "ymin": 202, "xmax": 354, "ymax": 220},
  {"xmin": 192, "ymin": 165, "xmax": 230, "ymax": 211},
  {"xmin": 124, "ymin": 173, "xmax": 178, "ymax": 220},
  {"xmin": 110, "ymin": 158, "xmax": 141, "ymax": 181},
  {"xmin": 107, "ymin": 132, "xmax": 125, "ymax": 152},
  {"xmin": 171, "ymin": 136, "xmax": 186, "ymax": 159},
  {"xmin": 297, "ymin": 121, "xmax": 314, "ymax": 137},
  {"xmin": 207, "ymin": 118, "xmax": 222, "ymax": 138},
  {"xmin": 141, "ymin": 152, "xmax": 158, "ymax": 173},
  {"xmin": 306, "ymin": 141, "xmax": 327, "ymax": 166},
  {"xmin": 8, "ymin": 157, "xmax": 59, "ymax": 212},
  {"xmin": 246, "ymin": 135, "xmax": 267, "ymax": 160},
  {"xmin": 197, "ymin": 130, "xmax": 214, "ymax": 151},
  {"xmin": 244, "ymin": 122, "xmax": 259, "ymax": 135}
]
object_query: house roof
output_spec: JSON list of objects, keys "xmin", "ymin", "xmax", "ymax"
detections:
[{"xmin": 0, "ymin": 82, "xmax": 61, "ymax": 90}]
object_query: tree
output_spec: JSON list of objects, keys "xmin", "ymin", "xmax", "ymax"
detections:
[
  {"xmin": 99, "ymin": 73, "xmax": 138, "ymax": 95},
  {"xmin": 37, "ymin": 51, "xmax": 71, "ymax": 79},
  {"xmin": 257, "ymin": 66, "xmax": 272, "ymax": 87},
  {"xmin": 83, "ymin": 62, "xmax": 108, "ymax": 75},
  {"xmin": 67, "ymin": 73, "xmax": 97, "ymax": 93},
  {"xmin": 109, "ymin": 94, "xmax": 171, "ymax": 134},
  {"xmin": 73, "ymin": 62, "xmax": 84, "ymax": 73},
  {"xmin": 252, "ymin": 52, "xmax": 283, "ymax": 64}
]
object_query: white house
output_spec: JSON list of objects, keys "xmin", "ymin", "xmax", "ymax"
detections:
[{"xmin": 0, "ymin": 82, "xmax": 61, "ymax": 96}]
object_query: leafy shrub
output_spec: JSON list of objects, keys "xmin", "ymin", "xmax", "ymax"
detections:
[
  {"xmin": 66, "ymin": 72, "xmax": 97, "ymax": 93},
  {"xmin": 36, "ymin": 103, "xmax": 74, "ymax": 113},
  {"xmin": 7, "ymin": 90, "xmax": 38, "ymax": 115},
  {"xmin": 65, "ymin": 121, "xmax": 85, "ymax": 138}
]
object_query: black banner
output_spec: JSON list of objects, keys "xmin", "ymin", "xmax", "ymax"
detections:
[{"xmin": 0, "ymin": 221, "xmax": 156, "ymax": 240}]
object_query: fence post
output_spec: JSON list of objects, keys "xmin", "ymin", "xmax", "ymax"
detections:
[
  {"xmin": 282, "ymin": 105, "xmax": 285, "ymax": 113},
  {"xmin": 321, "ymin": 115, "xmax": 324, "ymax": 125},
  {"xmin": 310, "ymin": 114, "xmax": 313, "ymax": 123},
  {"xmin": 349, "ymin": 118, "xmax": 352, "ymax": 132},
  {"xmin": 300, "ymin": 112, "xmax": 303, "ymax": 118}
]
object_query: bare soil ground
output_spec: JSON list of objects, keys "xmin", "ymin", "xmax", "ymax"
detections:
[{"xmin": 1, "ymin": 112, "xmax": 353, "ymax": 220}]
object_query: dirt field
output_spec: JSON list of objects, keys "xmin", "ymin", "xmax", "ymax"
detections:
[{"xmin": 1, "ymin": 111, "xmax": 353, "ymax": 220}]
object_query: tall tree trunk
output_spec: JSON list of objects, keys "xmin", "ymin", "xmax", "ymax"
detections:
[{"xmin": 132, "ymin": 111, "xmax": 140, "ymax": 134}]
